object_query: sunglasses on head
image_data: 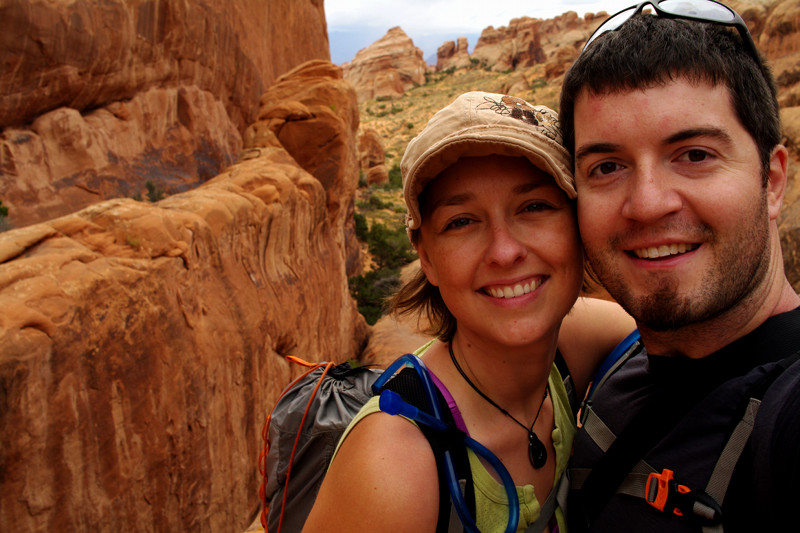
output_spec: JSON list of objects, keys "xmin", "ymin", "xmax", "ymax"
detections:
[{"xmin": 583, "ymin": 0, "xmax": 760, "ymax": 63}]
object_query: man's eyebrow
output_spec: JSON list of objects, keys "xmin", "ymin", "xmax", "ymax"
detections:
[
  {"xmin": 575, "ymin": 128, "xmax": 734, "ymax": 165},
  {"xmin": 664, "ymin": 127, "xmax": 734, "ymax": 146},
  {"xmin": 575, "ymin": 143, "xmax": 622, "ymax": 165}
]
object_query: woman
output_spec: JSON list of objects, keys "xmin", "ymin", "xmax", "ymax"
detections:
[{"xmin": 303, "ymin": 92, "xmax": 634, "ymax": 532}]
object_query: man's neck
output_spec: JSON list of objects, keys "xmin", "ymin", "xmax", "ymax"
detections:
[{"xmin": 639, "ymin": 276, "xmax": 800, "ymax": 359}]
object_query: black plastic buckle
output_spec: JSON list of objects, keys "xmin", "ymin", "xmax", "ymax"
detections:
[{"xmin": 645, "ymin": 469, "xmax": 722, "ymax": 526}]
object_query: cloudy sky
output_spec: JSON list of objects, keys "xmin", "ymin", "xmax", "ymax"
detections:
[{"xmin": 326, "ymin": 0, "xmax": 635, "ymax": 64}]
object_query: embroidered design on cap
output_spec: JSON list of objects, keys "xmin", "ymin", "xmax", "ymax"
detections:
[{"xmin": 477, "ymin": 95, "xmax": 560, "ymax": 142}]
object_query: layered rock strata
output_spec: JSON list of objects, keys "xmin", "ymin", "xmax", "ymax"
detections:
[
  {"xmin": 0, "ymin": 60, "xmax": 368, "ymax": 532},
  {"xmin": 0, "ymin": 0, "xmax": 330, "ymax": 230}
]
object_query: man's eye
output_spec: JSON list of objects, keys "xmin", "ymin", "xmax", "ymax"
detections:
[
  {"xmin": 597, "ymin": 162, "xmax": 620, "ymax": 175},
  {"xmin": 686, "ymin": 149, "xmax": 708, "ymax": 162}
]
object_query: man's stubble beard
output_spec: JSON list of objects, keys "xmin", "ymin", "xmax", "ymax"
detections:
[{"xmin": 588, "ymin": 198, "xmax": 771, "ymax": 332}]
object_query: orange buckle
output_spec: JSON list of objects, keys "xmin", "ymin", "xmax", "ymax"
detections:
[{"xmin": 645, "ymin": 468, "xmax": 691, "ymax": 516}]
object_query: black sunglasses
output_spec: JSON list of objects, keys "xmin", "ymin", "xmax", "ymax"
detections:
[{"xmin": 582, "ymin": 0, "xmax": 760, "ymax": 63}]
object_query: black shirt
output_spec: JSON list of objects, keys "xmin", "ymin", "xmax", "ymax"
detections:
[{"xmin": 568, "ymin": 308, "xmax": 800, "ymax": 532}]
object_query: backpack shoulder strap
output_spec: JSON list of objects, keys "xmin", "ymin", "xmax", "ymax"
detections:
[
  {"xmin": 380, "ymin": 367, "xmax": 475, "ymax": 533},
  {"xmin": 580, "ymin": 330, "xmax": 641, "ymax": 423},
  {"xmin": 575, "ymin": 349, "xmax": 800, "ymax": 530}
]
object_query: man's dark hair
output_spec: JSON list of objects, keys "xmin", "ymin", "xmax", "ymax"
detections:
[{"xmin": 559, "ymin": 14, "xmax": 780, "ymax": 181}]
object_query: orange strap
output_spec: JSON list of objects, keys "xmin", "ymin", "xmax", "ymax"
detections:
[{"xmin": 259, "ymin": 357, "xmax": 334, "ymax": 532}]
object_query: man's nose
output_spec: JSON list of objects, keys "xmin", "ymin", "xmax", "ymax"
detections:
[{"xmin": 621, "ymin": 164, "xmax": 683, "ymax": 223}]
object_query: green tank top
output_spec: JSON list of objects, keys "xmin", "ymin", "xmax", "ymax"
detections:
[{"xmin": 336, "ymin": 358, "xmax": 576, "ymax": 532}]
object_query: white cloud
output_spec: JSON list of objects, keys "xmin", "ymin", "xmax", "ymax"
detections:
[
  {"xmin": 324, "ymin": 0, "xmax": 634, "ymax": 64},
  {"xmin": 325, "ymin": 0, "xmax": 631, "ymax": 32}
]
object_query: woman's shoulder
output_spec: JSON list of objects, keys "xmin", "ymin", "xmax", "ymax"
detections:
[{"xmin": 304, "ymin": 398, "xmax": 440, "ymax": 532}]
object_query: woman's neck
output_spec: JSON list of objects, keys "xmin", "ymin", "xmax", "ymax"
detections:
[{"xmin": 426, "ymin": 330, "xmax": 557, "ymax": 414}]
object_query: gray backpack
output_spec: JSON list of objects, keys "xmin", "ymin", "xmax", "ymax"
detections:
[{"xmin": 259, "ymin": 357, "xmax": 383, "ymax": 532}]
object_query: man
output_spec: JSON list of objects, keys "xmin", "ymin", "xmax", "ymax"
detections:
[{"xmin": 559, "ymin": 2, "xmax": 800, "ymax": 531}]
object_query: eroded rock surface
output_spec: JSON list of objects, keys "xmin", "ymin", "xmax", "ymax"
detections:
[
  {"xmin": 0, "ymin": 60, "xmax": 368, "ymax": 533},
  {"xmin": 0, "ymin": 0, "xmax": 330, "ymax": 229}
]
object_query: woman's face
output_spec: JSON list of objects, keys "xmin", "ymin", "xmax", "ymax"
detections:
[{"xmin": 416, "ymin": 154, "xmax": 583, "ymax": 349}]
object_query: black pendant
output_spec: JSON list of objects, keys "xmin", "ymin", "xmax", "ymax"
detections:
[{"xmin": 528, "ymin": 432, "xmax": 547, "ymax": 469}]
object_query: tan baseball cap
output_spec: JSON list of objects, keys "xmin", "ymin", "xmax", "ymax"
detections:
[{"xmin": 401, "ymin": 91, "xmax": 575, "ymax": 231}]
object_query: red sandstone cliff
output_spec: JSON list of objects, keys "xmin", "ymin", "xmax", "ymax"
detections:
[
  {"xmin": 0, "ymin": 0, "xmax": 330, "ymax": 229},
  {"xmin": 0, "ymin": 60, "xmax": 367, "ymax": 532}
]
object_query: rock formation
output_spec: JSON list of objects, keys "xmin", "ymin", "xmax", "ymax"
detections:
[
  {"xmin": 343, "ymin": 26, "xmax": 428, "ymax": 101},
  {"xmin": 0, "ymin": 0, "xmax": 330, "ymax": 230},
  {"xmin": 437, "ymin": 37, "xmax": 472, "ymax": 71},
  {"xmin": 357, "ymin": 128, "xmax": 388, "ymax": 186},
  {"xmin": 0, "ymin": 52, "xmax": 366, "ymax": 533},
  {"xmin": 471, "ymin": 17, "xmax": 547, "ymax": 72}
]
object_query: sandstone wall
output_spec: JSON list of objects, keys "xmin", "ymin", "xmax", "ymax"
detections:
[
  {"xmin": 0, "ymin": 0, "xmax": 330, "ymax": 230},
  {"xmin": 0, "ymin": 0, "xmax": 329, "ymax": 131},
  {"xmin": 0, "ymin": 60, "xmax": 368, "ymax": 533}
]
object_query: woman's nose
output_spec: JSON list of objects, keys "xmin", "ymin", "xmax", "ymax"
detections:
[{"xmin": 484, "ymin": 222, "xmax": 527, "ymax": 266}]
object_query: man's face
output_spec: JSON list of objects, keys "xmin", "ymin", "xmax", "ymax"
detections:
[{"xmin": 572, "ymin": 79, "xmax": 773, "ymax": 331}]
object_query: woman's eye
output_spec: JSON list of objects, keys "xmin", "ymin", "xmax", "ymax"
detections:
[
  {"xmin": 523, "ymin": 202, "xmax": 550, "ymax": 213},
  {"xmin": 445, "ymin": 217, "xmax": 472, "ymax": 230}
]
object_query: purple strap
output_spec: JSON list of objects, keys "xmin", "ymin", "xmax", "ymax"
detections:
[{"xmin": 428, "ymin": 369, "xmax": 469, "ymax": 435}]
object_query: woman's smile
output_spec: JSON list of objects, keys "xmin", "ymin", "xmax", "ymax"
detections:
[{"xmin": 483, "ymin": 276, "xmax": 547, "ymax": 299}]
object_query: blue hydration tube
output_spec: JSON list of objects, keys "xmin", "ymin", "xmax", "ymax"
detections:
[
  {"xmin": 373, "ymin": 354, "xmax": 520, "ymax": 533},
  {"xmin": 585, "ymin": 329, "xmax": 641, "ymax": 400}
]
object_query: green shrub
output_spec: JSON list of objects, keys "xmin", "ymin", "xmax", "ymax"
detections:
[
  {"xmin": 0, "ymin": 200, "xmax": 9, "ymax": 232},
  {"xmin": 388, "ymin": 164, "xmax": 402, "ymax": 189},
  {"xmin": 145, "ymin": 180, "xmax": 165, "ymax": 202},
  {"xmin": 530, "ymin": 78, "xmax": 547, "ymax": 90},
  {"xmin": 365, "ymin": 192, "xmax": 391, "ymax": 210},
  {"xmin": 365, "ymin": 221, "xmax": 415, "ymax": 270},
  {"xmin": 353, "ymin": 212, "xmax": 368, "ymax": 241},
  {"xmin": 348, "ymin": 269, "xmax": 402, "ymax": 325}
]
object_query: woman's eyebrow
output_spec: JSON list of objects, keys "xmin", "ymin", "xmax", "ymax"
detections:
[
  {"xmin": 429, "ymin": 192, "xmax": 474, "ymax": 212},
  {"xmin": 513, "ymin": 181, "xmax": 549, "ymax": 194}
]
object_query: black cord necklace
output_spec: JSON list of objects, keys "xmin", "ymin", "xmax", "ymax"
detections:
[{"xmin": 449, "ymin": 341, "xmax": 548, "ymax": 469}]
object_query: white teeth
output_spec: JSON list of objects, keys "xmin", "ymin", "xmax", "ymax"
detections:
[
  {"xmin": 633, "ymin": 243, "xmax": 694, "ymax": 259},
  {"xmin": 488, "ymin": 280, "xmax": 541, "ymax": 299}
]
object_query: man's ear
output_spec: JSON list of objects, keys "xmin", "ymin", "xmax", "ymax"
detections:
[
  {"xmin": 415, "ymin": 241, "xmax": 439, "ymax": 287},
  {"xmin": 766, "ymin": 144, "xmax": 789, "ymax": 221}
]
